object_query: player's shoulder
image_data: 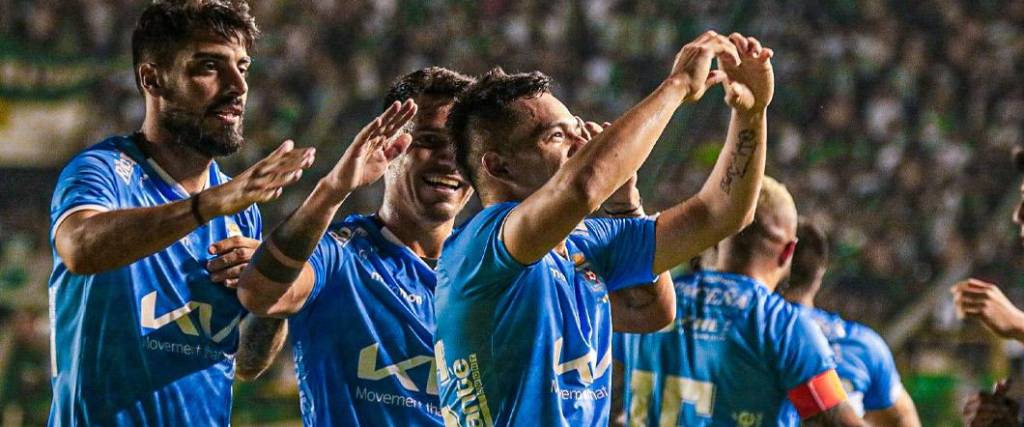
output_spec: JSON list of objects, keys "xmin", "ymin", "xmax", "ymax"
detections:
[
  {"xmin": 448, "ymin": 202, "xmax": 518, "ymax": 242},
  {"xmin": 844, "ymin": 318, "xmax": 890, "ymax": 353},
  {"xmin": 63, "ymin": 135, "xmax": 137, "ymax": 170}
]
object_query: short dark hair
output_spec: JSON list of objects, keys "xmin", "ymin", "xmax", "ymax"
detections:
[
  {"xmin": 131, "ymin": 0, "xmax": 260, "ymax": 93},
  {"xmin": 788, "ymin": 218, "xmax": 829, "ymax": 293},
  {"xmin": 383, "ymin": 67, "xmax": 474, "ymax": 111},
  {"xmin": 447, "ymin": 67, "xmax": 552, "ymax": 188}
]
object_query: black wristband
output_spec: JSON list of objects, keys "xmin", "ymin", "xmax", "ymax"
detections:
[{"xmin": 191, "ymin": 192, "xmax": 207, "ymax": 225}]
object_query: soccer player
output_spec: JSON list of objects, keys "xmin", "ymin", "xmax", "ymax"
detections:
[
  {"xmin": 612, "ymin": 177, "xmax": 864, "ymax": 426},
  {"xmin": 234, "ymin": 68, "xmax": 471, "ymax": 426},
  {"xmin": 779, "ymin": 219, "xmax": 921, "ymax": 426},
  {"xmin": 48, "ymin": 1, "xmax": 313, "ymax": 425},
  {"xmin": 434, "ymin": 31, "xmax": 772, "ymax": 426}
]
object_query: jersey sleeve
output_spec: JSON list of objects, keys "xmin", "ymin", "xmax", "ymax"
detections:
[
  {"xmin": 50, "ymin": 151, "xmax": 121, "ymax": 239},
  {"xmin": 576, "ymin": 217, "xmax": 657, "ymax": 292},
  {"xmin": 442, "ymin": 203, "xmax": 528, "ymax": 294},
  {"xmin": 765, "ymin": 301, "xmax": 844, "ymax": 418},
  {"xmin": 859, "ymin": 325, "xmax": 903, "ymax": 411},
  {"xmin": 304, "ymin": 230, "xmax": 347, "ymax": 310}
]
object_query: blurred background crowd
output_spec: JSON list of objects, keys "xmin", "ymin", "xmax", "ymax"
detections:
[{"xmin": 2, "ymin": 0, "xmax": 1024, "ymax": 425}]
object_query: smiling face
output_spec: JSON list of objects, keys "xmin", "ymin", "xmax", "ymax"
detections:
[
  {"xmin": 493, "ymin": 92, "xmax": 588, "ymax": 198},
  {"xmin": 151, "ymin": 32, "xmax": 251, "ymax": 157},
  {"xmin": 383, "ymin": 95, "xmax": 473, "ymax": 224}
]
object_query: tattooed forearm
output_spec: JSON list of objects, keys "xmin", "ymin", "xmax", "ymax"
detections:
[
  {"xmin": 236, "ymin": 316, "xmax": 288, "ymax": 381},
  {"xmin": 719, "ymin": 129, "xmax": 757, "ymax": 194}
]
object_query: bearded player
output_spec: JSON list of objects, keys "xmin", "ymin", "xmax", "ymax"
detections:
[
  {"xmin": 235, "ymin": 68, "xmax": 470, "ymax": 426},
  {"xmin": 779, "ymin": 219, "xmax": 921, "ymax": 426},
  {"xmin": 48, "ymin": 1, "xmax": 313, "ymax": 425},
  {"xmin": 434, "ymin": 31, "xmax": 771, "ymax": 426}
]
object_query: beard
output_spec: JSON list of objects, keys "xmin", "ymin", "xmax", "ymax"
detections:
[{"xmin": 158, "ymin": 98, "xmax": 244, "ymax": 157}]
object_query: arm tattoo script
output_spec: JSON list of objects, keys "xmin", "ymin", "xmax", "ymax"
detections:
[
  {"xmin": 719, "ymin": 129, "xmax": 756, "ymax": 194},
  {"xmin": 236, "ymin": 316, "xmax": 287, "ymax": 379}
]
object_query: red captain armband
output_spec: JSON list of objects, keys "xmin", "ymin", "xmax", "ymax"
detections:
[{"xmin": 787, "ymin": 369, "xmax": 848, "ymax": 419}]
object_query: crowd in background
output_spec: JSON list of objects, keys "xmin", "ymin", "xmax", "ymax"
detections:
[{"xmin": 2, "ymin": 0, "xmax": 1024, "ymax": 425}]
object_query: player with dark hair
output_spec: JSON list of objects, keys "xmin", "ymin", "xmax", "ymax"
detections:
[
  {"xmin": 433, "ymin": 31, "xmax": 774, "ymax": 425},
  {"xmin": 779, "ymin": 219, "xmax": 921, "ymax": 426},
  {"xmin": 235, "ymin": 67, "xmax": 476, "ymax": 426},
  {"xmin": 613, "ymin": 178, "xmax": 864, "ymax": 426},
  {"xmin": 48, "ymin": 1, "xmax": 313, "ymax": 425}
]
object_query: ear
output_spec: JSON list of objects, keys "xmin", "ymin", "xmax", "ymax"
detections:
[
  {"xmin": 778, "ymin": 240, "xmax": 797, "ymax": 267},
  {"xmin": 481, "ymin": 151, "xmax": 511, "ymax": 182},
  {"xmin": 138, "ymin": 63, "xmax": 164, "ymax": 97}
]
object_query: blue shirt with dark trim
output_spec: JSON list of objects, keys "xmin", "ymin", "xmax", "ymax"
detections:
[
  {"xmin": 434, "ymin": 202, "xmax": 658, "ymax": 426},
  {"xmin": 48, "ymin": 136, "xmax": 260, "ymax": 427}
]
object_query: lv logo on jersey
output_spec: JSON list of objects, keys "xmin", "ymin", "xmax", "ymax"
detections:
[
  {"xmin": 139, "ymin": 291, "xmax": 241, "ymax": 343},
  {"xmin": 552, "ymin": 338, "xmax": 611, "ymax": 385},
  {"xmin": 357, "ymin": 343, "xmax": 438, "ymax": 394}
]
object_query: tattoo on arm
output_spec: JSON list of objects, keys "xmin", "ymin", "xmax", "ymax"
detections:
[
  {"xmin": 719, "ymin": 129, "xmax": 756, "ymax": 194},
  {"xmin": 236, "ymin": 316, "xmax": 288, "ymax": 380}
]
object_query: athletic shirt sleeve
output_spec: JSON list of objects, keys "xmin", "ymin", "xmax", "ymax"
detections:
[
  {"xmin": 304, "ymin": 228, "xmax": 348, "ymax": 310},
  {"xmin": 50, "ymin": 149, "xmax": 121, "ymax": 240},
  {"xmin": 766, "ymin": 299, "xmax": 837, "ymax": 391},
  {"xmin": 576, "ymin": 216, "xmax": 658, "ymax": 292},
  {"xmin": 859, "ymin": 324, "xmax": 903, "ymax": 411},
  {"xmin": 445, "ymin": 202, "xmax": 528, "ymax": 294}
]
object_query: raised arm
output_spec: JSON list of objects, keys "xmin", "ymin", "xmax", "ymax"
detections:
[
  {"xmin": 54, "ymin": 141, "xmax": 314, "ymax": 274},
  {"xmin": 504, "ymin": 31, "xmax": 741, "ymax": 265},
  {"xmin": 581, "ymin": 120, "xmax": 675, "ymax": 332},
  {"xmin": 652, "ymin": 34, "xmax": 774, "ymax": 273},
  {"xmin": 237, "ymin": 100, "xmax": 417, "ymax": 317}
]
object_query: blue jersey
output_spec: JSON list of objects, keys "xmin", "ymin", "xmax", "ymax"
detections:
[
  {"xmin": 613, "ymin": 271, "xmax": 837, "ymax": 426},
  {"xmin": 778, "ymin": 308, "xmax": 903, "ymax": 424},
  {"xmin": 434, "ymin": 202, "xmax": 658, "ymax": 427},
  {"xmin": 289, "ymin": 214, "xmax": 441, "ymax": 426},
  {"xmin": 48, "ymin": 136, "xmax": 261, "ymax": 426}
]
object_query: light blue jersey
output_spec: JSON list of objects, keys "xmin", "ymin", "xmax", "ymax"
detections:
[
  {"xmin": 614, "ymin": 271, "xmax": 837, "ymax": 427},
  {"xmin": 778, "ymin": 307, "xmax": 903, "ymax": 424},
  {"xmin": 289, "ymin": 214, "xmax": 441, "ymax": 426},
  {"xmin": 48, "ymin": 135, "xmax": 261, "ymax": 426},
  {"xmin": 434, "ymin": 202, "xmax": 658, "ymax": 426}
]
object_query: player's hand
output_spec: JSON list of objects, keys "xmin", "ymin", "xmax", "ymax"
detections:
[
  {"xmin": 963, "ymin": 379, "xmax": 1021, "ymax": 427},
  {"xmin": 716, "ymin": 33, "xmax": 774, "ymax": 114},
  {"xmin": 666, "ymin": 30, "xmax": 741, "ymax": 104},
  {"xmin": 952, "ymin": 278, "xmax": 1024, "ymax": 341},
  {"xmin": 207, "ymin": 236, "xmax": 260, "ymax": 288},
  {"xmin": 320, "ymin": 99, "xmax": 417, "ymax": 195},
  {"xmin": 204, "ymin": 140, "xmax": 316, "ymax": 217},
  {"xmin": 580, "ymin": 119, "xmax": 643, "ymax": 214}
]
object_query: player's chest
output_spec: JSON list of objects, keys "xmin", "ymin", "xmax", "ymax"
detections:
[{"xmin": 328, "ymin": 254, "xmax": 436, "ymax": 326}]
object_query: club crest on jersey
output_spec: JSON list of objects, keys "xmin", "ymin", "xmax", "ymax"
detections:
[
  {"xmin": 329, "ymin": 226, "xmax": 355, "ymax": 247},
  {"xmin": 572, "ymin": 253, "xmax": 605, "ymax": 292},
  {"xmin": 226, "ymin": 221, "xmax": 242, "ymax": 237}
]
